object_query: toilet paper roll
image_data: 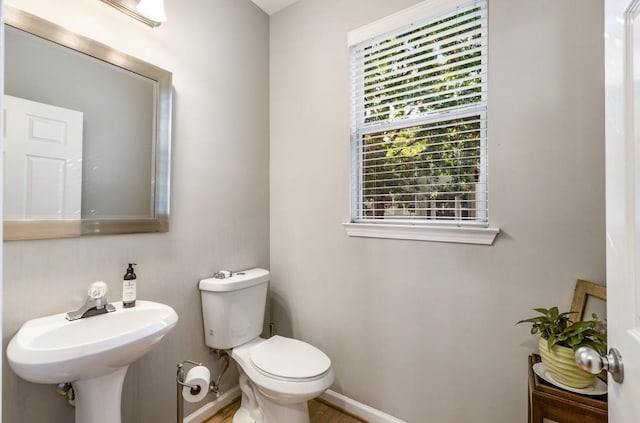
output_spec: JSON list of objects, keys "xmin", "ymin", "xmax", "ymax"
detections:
[{"xmin": 182, "ymin": 366, "xmax": 210, "ymax": 403}]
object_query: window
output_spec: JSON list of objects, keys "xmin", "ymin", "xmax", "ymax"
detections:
[{"xmin": 346, "ymin": 0, "xmax": 497, "ymax": 244}]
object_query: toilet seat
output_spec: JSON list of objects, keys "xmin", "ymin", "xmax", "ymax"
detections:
[
  {"xmin": 249, "ymin": 336, "xmax": 331, "ymax": 381},
  {"xmin": 230, "ymin": 336, "xmax": 335, "ymax": 408}
]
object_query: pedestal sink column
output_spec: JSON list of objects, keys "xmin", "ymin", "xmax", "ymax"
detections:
[{"xmin": 73, "ymin": 366, "xmax": 129, "ymax": 423}]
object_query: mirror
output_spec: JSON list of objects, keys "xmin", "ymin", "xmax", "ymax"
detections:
[{"xmin": 3, "ymin": 6, "xmax": 172, "ymax": 240}]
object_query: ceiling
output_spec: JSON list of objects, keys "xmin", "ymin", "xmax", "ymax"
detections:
[{"xmin": 250, "ymin": 0, "xmax": 300, "ymax": 15}]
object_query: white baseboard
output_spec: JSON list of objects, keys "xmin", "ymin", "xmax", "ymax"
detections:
[
  {"xmin": 183, "ymin": 386, "xmax": 405, "ymax": 423},
  {"xmin": 183, "ymin": 386, "xmax": 241, "ymax": 423},
  {"xmin": 320, "ymin": 390, "xmax": 407, "ymax": 423}
]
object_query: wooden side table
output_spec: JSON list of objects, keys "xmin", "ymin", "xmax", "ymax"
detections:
[{"xmin": 528, "ymin": 354, "xmax": 607, "ymax": 423}]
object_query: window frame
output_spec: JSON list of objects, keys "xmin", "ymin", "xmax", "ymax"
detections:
[{"xmin": 346, "ymin": 0, "xmax": 498, "ymax": 245}]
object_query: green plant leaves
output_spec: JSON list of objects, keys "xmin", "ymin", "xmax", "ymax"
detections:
[{"xmin": 516, "ymin": 307, "xmax": 607, "ymax": 353}]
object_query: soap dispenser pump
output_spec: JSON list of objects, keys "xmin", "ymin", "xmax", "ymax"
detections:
[{"xmin": 122, "ymin": 263, "xmax": 137, "ymax": 308}]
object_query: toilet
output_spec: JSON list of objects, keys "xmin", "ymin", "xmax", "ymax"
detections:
[{"xmin": 199, "ymin": 268, "xmax": 334, "ymax": 423}]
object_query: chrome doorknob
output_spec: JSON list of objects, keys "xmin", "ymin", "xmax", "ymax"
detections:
[{"xmin": 575, "ymin": 347, "xmax": 624, "ymax": 383}]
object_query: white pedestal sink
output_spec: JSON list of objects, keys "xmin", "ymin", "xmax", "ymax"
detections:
[{"xmin": 7, "ymin": 300, "xmax": 178, "ymax": 423}]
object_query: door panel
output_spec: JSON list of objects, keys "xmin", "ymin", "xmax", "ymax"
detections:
[
  {"xmin": 3, "ymin": 95, "xmax": 83, "ymax": 219},
  {"xmin": 606, "ymin": 0, "xmax": 640, "ymax": 420}
]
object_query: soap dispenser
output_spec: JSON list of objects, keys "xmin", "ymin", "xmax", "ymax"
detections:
[{"xmin": 122, "ymin": 263, "xmax": 137, "ymax": 308}]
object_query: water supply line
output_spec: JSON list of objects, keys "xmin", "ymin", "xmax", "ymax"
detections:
[
  {"xmin": 56, "ymin": 382, "xmax": 75, "ymax": 407},
  {"xmin": 209, "ymin": 349, "xmax": 230, "ymax": 397}
]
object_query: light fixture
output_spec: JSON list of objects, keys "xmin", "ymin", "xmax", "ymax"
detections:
[
  {"xmin": 136, "ymin": 0, "xmax": 167, "ymax": 23},
  {"xmin": 100, "ymin": 0, "xmax": 166, "ymax": 27}
]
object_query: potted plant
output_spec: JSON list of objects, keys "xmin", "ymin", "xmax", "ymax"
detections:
[{"xmin": 517, "ymin": 306, "xmax": 607, "ymax": 388}]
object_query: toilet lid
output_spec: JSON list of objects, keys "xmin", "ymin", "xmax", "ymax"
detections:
[{"xmin": 250, "ymin": 336, "xmax": 331, "ymax": 380}]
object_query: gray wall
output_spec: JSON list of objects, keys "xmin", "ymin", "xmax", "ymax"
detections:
[
  {"xmin": 2, "ymin": 0, "xmax": 269, "ymax": 422},
  {"xmin": 269, "ymin": 0, "xmax": 605, "ymax": 422}
]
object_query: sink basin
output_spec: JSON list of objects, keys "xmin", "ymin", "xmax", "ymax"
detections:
[
  {"xmin": 7, "ymin": 300, "xmax": 178, "ymax": 423},
  {"xmin": 8, "ymin": 300, "xmax": 178, "ymax": 383}
]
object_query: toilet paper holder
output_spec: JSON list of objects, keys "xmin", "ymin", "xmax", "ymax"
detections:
[
  {"xmin": 177, "ymin": 360, "xmax": 203, "ymax": 393},
  {"xmin": 176, "ymin": 353, "xmax": 230, "ymax": 423},
  {"xmin": 177, "ymin": 360, "xmax": 203, "ymax": 423}
]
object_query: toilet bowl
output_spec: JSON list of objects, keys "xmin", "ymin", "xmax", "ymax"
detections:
[
  {"xmin": 199, "ymin": 269, "xmax": 334, "ymax": 423},
  {"xmin": 230, "ymin": 336, "xmax": 334, "ymax": 422}
]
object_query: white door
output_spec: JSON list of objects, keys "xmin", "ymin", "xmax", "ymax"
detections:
[
  {"xmin": 3, "ymin": 95, "xmax": 83, "ymax": 219},
  {"xmin": 606, "ymin": 0, "xmax": 640, "ymax": 420}
]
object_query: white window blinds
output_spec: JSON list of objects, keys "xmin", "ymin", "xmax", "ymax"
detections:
[{"xmin": 350, "ymin": 0, "xmax": 488, "ymax": 226}]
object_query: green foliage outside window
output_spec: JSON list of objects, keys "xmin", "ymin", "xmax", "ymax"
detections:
[{"xmin": 357, "ymin": 5, "xmax": 486, "ymax": 221}]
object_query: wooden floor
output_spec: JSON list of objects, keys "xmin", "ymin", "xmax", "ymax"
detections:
[{"xmin": 204, "ymin": 398, "xmax": 366, "ymax": 423}]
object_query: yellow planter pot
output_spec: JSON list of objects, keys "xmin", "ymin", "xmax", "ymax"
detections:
[{"xmin": 538, "ymin": 337, "xmax": 596, "ymax": 388}]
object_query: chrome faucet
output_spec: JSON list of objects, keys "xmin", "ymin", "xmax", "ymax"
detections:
[{"xmin": 66, "ymin": 281, "xmax": 116, "ymax": 321}]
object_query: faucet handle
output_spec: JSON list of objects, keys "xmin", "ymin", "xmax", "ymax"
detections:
[{"xmin": 88, "ymin": 281, "xmax": 108, "ymax": 299}]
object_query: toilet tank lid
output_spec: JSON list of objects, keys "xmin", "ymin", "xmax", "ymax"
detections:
[{"xmin": 199, "ymin": 268, "xmax": 270, "ymax": 292}]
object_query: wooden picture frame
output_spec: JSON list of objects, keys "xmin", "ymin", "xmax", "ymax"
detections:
[{"xmin": 569, "ymin": 279, "xmax": 606, "ymax": 322}]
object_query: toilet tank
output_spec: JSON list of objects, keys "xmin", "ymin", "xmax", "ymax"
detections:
[{"xmin": 199, "ymin": 268, "xmax": 269, "ymax": 350}]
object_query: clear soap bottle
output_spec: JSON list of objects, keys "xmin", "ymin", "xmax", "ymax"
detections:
[{"xmin": 122, "ymin": 263, "xmax": 137, "ymax": 308}]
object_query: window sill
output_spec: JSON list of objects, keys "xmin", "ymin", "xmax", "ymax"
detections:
[{"xmin": 343, "ymin": 222, "xmax": 499, "ymax": 245}]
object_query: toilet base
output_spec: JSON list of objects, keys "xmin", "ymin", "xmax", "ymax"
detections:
[{"xmin": 233, "ymin": 366, "xmax": 310, "ymax": 423}]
